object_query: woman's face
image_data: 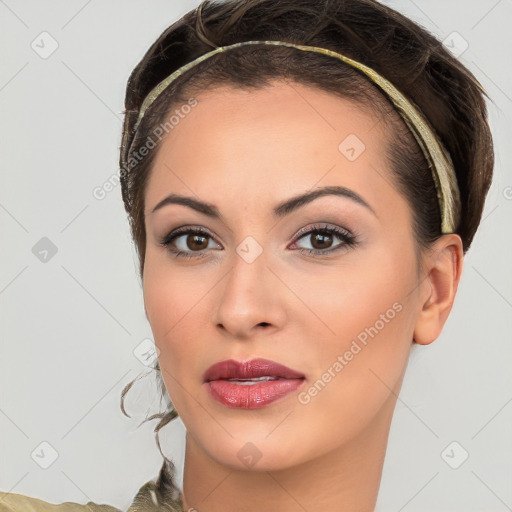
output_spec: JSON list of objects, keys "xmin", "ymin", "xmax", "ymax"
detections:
[{"xmin": 143, "ymin": 81, "xmax": 424, "ymax": 471}]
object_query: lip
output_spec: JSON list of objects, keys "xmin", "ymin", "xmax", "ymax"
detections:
[
  {"xmin": 203, "ymin": 358, "xmax": 305, "ymax": 382},
  {"xmin": 203, "ymin": 358, "xmax": 306, "ymax": 409}
]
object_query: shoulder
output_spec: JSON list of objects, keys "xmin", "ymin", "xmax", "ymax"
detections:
[
  {"xmin": 0, "ymin": 464, "xmax": 184, "ymax": 512},
  {"xmin": 0, "ymin": 492, "xmax": 121, "ymax": 512}
]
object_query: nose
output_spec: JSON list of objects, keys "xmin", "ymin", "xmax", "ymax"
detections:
[{"xmin": 213, "ymin": 248, "xmax": 287, "ymax": 339}]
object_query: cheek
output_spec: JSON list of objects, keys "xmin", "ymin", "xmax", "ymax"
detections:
[
  {"xmin": 301, "ymin": 302, "xmax": 412, "ymax": 415},
  {"xmin": 142, "ymin": 255, "xmax": 214, "ymax": 401},
  {"xmin": 295, "ymin": 256, "xmax": 417, "ymax": 444},
  {"xmin": 283, "ymin": 245, "xmax": 415, "ymax": 356},
  {"xmin": 143, "ymin": 241, "xmax": 212, "ymax": 318},
  {"xmin": 143, "ymin": 258, "xmax": 178, "ymax": 353}
]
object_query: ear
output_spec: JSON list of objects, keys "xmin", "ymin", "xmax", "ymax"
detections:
[{"xmin": 413, "ymin": 234, "xmax": 464, "ymax": 345}]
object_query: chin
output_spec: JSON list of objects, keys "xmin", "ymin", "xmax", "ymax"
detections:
[{"xmin": 193, "ymin": 426, "xmax": 315, "ymax": 472}]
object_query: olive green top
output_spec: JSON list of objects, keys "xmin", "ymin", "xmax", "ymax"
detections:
[{"xmin": 0, "ymin": 480, "xmax": 185, "ymax": 512}]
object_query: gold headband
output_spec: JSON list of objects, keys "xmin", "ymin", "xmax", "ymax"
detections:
[{"xmin": 128, "ymin": 40, "xmax": 461, "ymax": 234}]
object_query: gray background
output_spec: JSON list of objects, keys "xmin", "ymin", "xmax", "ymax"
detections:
[{"xmin": 0, "ymin": 1, "xmax": 511, "ymax": 511}]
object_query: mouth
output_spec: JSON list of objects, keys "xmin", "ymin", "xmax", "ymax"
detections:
[
  {"xmin": 203, "ymin": 358, "xmax": 306, "ymax": 409},
  {"xmin": 203, "ymin": 357, "xmax": 306, "ymax": 382},
  {"xmin": 223, "ymin": 376, "xmax": 284, "ymax": 384}
]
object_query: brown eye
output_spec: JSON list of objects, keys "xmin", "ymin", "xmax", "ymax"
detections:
[
  {"xmin": 160, "ymin": 227, "xmax": 221, "ymax": 259},
  {"xmin": 187, "ymin": 233, "xmax": 209, "ymax": 251},
  {"xmin": 292, "ymin": 224, "xmax": 357, "ymax": 256},
  {"xmin": 310, "ymin": 231, "xmax": 333, "ymax": 250}
]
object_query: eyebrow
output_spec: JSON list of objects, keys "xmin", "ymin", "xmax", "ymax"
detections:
[{"xmin": 149, "ymin": 185, "xmax": 376, "ymax": 219}]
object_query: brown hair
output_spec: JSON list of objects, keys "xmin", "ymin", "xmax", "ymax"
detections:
[{"xmin": 119, "ymin": 0, "xmax": 494, "ymax": 505}]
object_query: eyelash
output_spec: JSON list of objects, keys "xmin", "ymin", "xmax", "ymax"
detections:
[{"xmin": 159, "ymin": 223, "xmax": 358, "ymax": 260}]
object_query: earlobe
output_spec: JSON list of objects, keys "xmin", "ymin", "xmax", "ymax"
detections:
[{"xmin": 413, "ymin": 234, "xmax": 464, "ymax": 345}]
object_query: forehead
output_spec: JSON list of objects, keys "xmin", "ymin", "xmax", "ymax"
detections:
[{"xmin": 145, "ymin": 81, "xmax": 394, "ymax": 214}]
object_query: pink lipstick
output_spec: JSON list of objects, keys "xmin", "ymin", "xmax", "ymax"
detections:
[{"xmin": 203, "ymin": 358, "xmax": 305, "ymax": 409}]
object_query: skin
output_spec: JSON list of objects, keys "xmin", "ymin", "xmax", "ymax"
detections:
[{"xmin": 142, "ymin": 81, "xmax": 463, "ymax": 512}]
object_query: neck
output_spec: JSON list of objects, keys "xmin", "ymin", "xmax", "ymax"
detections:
[{"xmin": 181, "ymin": 389, "xmax": 399, "ymax": 512}]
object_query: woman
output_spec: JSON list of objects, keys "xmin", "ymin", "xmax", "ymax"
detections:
[{"xmin": 0, "ymin": 0, "xmax": 494, "ymax": 510}]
